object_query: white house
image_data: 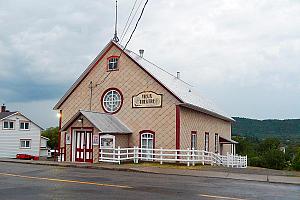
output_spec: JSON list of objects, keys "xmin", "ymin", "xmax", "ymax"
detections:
[{"xmin": 0, "ymin": 105, "xmax": 48, "ymax": 158}]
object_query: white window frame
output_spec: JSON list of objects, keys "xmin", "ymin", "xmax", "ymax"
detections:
[
  {"xmin": 20, "ymin": 121, "xmax": 30, "ymax": 130},
  {"xmin": 20, "ymin": 139, "xmax": 31, "ymax": 149},
  {"xmin": 102, "ymin": 89, "xmax": 122, "ymax": 113},
  {"xmin": 215, "ymin": 133, "xmax": 219, "ymax": 153},
  {"xmin": 191, "ymin": 132, "xmax": 197, "ymax": 150},
  {"xmin": 3, "ymin": 120, "xmax": 14, "ymax": 130},
  {"xmin": 141, "ymin": 132, "xmax": 154, "ymax": 159},
  {"xmin": 204, "ymin": 132, "xmax": 209, "ymax": 152},
  {"xmin": 108, "ymin": 57, "xmax": 119, "ymax": 71}
]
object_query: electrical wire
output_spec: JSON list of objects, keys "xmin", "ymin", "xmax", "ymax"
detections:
[
  {"xmin": 120, "ymin": 0, "xmax": 138, "ymax": 41},
  {"xmin": 120, "ymin": 0, "xmax": 144, "ymax": 43},
  {"xmin": 122, "ymin": 0, "xmax": 149, "ymax": 50}
]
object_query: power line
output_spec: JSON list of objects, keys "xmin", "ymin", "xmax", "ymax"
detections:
[
  {"xmin": 123, "ymin": 0, "xmax": 149, "ymax": 50},
  {"xmin": 120, "ymin": 0, "xmax": 138, "ymax": 41},
  {"xmin": 120, "ymin": 0, "xmax": 144, "ymax": 43}
]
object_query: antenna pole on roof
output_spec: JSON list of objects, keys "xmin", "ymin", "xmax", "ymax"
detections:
[{"xmin": 113, "ymin": 0, "xmax": 119, "ymax": 43}]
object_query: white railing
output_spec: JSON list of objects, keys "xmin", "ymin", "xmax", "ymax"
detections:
[{"xmin": 99, "ymin": 147, "xmax": 247, "ymax": 168}]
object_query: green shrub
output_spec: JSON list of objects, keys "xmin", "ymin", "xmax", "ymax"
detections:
[
  {"xmin": 249, "ymin": 156, "xmax": 263, "ymax": 167},
  {"xmin": 292, "ymin": 161, "xmax": 300, "ymax": 171},
  {"xmin": 261, "ymin": 149, "xmax": 286, "ymax": 170}
]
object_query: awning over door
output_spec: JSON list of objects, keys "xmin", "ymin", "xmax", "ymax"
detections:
[
  {"xmin": 219, "ymin": 136, "xmax": 238, "ymax": 144},
  {"xmin": 61, "ymin": 110, "xmax": 132, "ymax": 134}
]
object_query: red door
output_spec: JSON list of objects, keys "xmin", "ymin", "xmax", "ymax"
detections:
[{"xmin": 75, "ymin": 131, "xmax": 93, "ymax": 163}]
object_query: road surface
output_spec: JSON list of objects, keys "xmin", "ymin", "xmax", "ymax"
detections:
[{"xmin": 0, "ymin": 162, "xmax": 299, "ymax": 200}]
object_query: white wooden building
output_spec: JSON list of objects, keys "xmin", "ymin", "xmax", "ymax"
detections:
[{"xmin": 0, "ymin": 105, "xmax": 48, "ymax": 158}]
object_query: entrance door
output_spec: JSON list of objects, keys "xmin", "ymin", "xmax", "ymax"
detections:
[
  {"xmin": 75, "ymin": 131, "xmax": 93, "ymax": 163},
  {"xmin": 141, "ymin": 132, "xmax": 154, "ymax": 159}
]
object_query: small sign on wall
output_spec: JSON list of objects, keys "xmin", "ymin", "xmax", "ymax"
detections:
[
  {"xmin": 65, "ymin": 132, "xmax": 71, "ymax": 145},
  {"xmin": 132, "ymin": 91, "xmax": 162, "ymax": 108},
  {"xmin": 92, "ymin": 135, "xmax": 99, "ymax": 146}
]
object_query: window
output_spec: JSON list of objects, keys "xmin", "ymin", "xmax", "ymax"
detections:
[
  {"xmin": 191, "ymin": 131, "xmax": 197, "ymax": 150},
  {"xmin": 204, "ymin": 132, "xmax": 209, "ymax": 152},
  {"xmin": 20, "ymin": 139, "xmax": 31, "ymax": 149},
  {"xmin": 215, "ymin": 133, "xmax": 219, "ymax": 153},
  {"xmin": 107, "ymin": 56, "xmax": 119, "ymax": 71},
  {"xmin": 141, "ymin": 131, "xmax": 154, "ymax": 159},
  {"xmin": 3, "ymin": 121, "xmax": 14, "ymax": 129},
  {"xmin": 102, "ymin": 89, "xmax": 123, "ymax": 113},
  {"xmin": 20, "ymin": 122, "xmax": 30, "ymax": 130}
]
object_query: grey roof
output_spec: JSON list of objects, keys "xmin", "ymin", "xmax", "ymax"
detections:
[
  {"xmin": 219, "ymin": 136, "xmax": 238, "ymax": 144},
  {"xmin": 62, "ymin": 110, "xmax": 132, "ymax": 134},
  {"xmin": 0, "ymin": 112, "xmax": 17, "ymax": 120},
  {"xmin": 54, "ymin": 40, "xmax": 234, "ymax": 122},
  {"xmin": 0, "ymin": 111, "xmax": 44, "ymax": 130}
]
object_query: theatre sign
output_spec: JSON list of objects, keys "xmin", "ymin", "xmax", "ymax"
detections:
[{"xmin": 132, "ymin": 91, "xmax": 162, "ymax": 108}]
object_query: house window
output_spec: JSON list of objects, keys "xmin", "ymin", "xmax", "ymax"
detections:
[
  {"xmin": 204, "ymin": 132, "xmax": 209, "ymax": 152},
  {"xmin": 141, "ymin": 132, "xmax": 154, "ymax": 159},
  {"xmin": 20, "ymin": 139, "xmax": 31, "ymax": 149},
  {"xmin": 102, "ymin": 88, "xmax": 123, "ymax": 113},
  {"xmin": 107, "ymin": 56, "xmax": 119, "ymax": 71},
  {"xmin": 3, "ymin": 121, "xmax": 14, "ymax": 129},
  {"xmin": 191, "ymin": 131, "xmax": 197, "ymax": 150},
  {"xmin": 20, "ymin": 122, "xmax": 30, "ymax": 130},
  {"xmin": 215, "ymin": 133, "xmax": 219, "ymax": 153}
]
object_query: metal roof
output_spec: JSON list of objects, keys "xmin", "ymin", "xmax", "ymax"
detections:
[
  {"xmin": 61, "ymin": 110, "xmax": 132, "ymax": 134},
  {"xmin": 219, "ymin": 136, "xmax": 238, "ymax": 144},
  {"xmin": 54, "ymin": 40, "xmax": 234, "ymax": 122}
]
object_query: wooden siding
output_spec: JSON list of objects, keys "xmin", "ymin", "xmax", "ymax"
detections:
[
  {"xmin": 59, "ymin": 45, "xmax": 180, "ymax": 150},
  {"xmin": 180, "ymin": 106, "xmax": 232, "ymax": 155},
  {"xmin": 0, "ymin": 113, "xmax": 42, "ymax": 158}
]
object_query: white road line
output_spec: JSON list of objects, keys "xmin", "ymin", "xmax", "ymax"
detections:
[{"xmin": 199, "ymin": 194, "xmax": 246, "ymax": 200}]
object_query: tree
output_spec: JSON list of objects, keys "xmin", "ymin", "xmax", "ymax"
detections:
[
  {"xmin": 42, "ymin": 127, "xmax": 59, "ymax": 149},
  {"xmin": 261, "ymin": 149, "xmax": 286, "ymax": 170}
]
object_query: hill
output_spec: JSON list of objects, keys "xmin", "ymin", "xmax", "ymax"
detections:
[{"xmin": 232, "ymin": 117, "xmax": 300, "ymax": 142}]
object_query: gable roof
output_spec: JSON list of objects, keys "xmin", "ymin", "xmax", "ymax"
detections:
[
  {"xmin": 0, "ymin": 111, "xmax": 44, "ymax": 130},
  {"xmin": 54, "ymin": 40, "xmax": 234, "ymax": 122},
  {"xmin": 0, "ymin": 111, "xmax": 17, "ymax": 120},
  {"xmin": 61, "ymin": 110, "xmax": 132, "ymax": 134}
]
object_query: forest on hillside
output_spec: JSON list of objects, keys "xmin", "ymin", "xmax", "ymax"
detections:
[{"xmin": 232, "ymin": 117, "xmax": 300, "ymax": 142}]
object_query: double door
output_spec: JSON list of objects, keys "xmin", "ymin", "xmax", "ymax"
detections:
[{"xmin": 75, "ymin": 131, "xmax": 93, "ymax": 163}]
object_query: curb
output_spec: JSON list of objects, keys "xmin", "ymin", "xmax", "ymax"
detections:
[{"xmin": 0, "ymin": 160, "xmax": 299, "ymax": 185}]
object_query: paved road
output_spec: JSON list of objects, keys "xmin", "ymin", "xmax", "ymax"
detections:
[{"xmin": 0, "ymin": 162, "xmax": 299, "ymax": 200}]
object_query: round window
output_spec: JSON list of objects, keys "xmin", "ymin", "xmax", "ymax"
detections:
[{"xmin": 102, "ymin": 89, "xmax": 123, "ymax": 113}]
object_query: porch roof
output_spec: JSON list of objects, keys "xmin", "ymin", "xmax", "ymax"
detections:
[
  {"xmin": 61, "ymin": 110, "xmax": 132, "ymax": 134},
  {"xmin": 219, "ymin": 136, "xmax": 238, "ymax": 144}
]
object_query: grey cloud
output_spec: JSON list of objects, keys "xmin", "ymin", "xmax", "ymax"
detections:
[{"xmin": 0, "ymin": 0, "xmax": 300, "ymax": 127}]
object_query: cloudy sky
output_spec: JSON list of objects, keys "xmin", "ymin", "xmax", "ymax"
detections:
[{"xmin": 0, "ymin": 0, "xmax": 300, "ymax": 128}]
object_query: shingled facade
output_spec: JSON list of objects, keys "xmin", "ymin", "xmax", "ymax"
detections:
[{"xmin": 54, "ymin": 40, "xmax": 236, "ymax": 163}]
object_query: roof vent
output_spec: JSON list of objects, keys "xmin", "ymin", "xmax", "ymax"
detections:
[
  {"xmin": 139, "ymin": 49, "xmax": 144, "ymax": 58},
  {"xmin": 1, "ymin": 104, "xmax": 6, "ymax": 113},
  {"xmin": 176, "ymin": 72, "xmax": 180, "ymax": 79}
]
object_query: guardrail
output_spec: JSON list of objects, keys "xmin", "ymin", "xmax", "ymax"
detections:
[{"xmin": 99, "ymin": 147, "xmax": 247, "ymax": 168}]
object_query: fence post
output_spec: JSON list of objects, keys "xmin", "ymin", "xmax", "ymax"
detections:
[
  {"xmin": 160, "ymin": 147, "xmax": 163, "ymax": 165},
  {"xmin": 192, "ymin": 148, "xmax": 195, "ymax": 166},
  {"xmin": 202, "ymin": 151, "xmax": 204, "ymax": 165},
  {"xmin": 226, "ymin": 152, "xmax": 229, "ymax": 167},
  {"xmin": 133, "ymin": 146, "xmax": 137, "ymax": 163},
  {"xmin": 187, "ymin": 148, "xmax": 190, "ymax": 166},
  {"xmin": 127, "ymin": 148, "xmax": 129, "ymax": 160},
  {"xmin": 211, "ymin": 152, "xmax": 214, "ymax": 166},
  {"xmin": 117, "ymin": 146, "xmax": 121, "ymax": 165}
]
